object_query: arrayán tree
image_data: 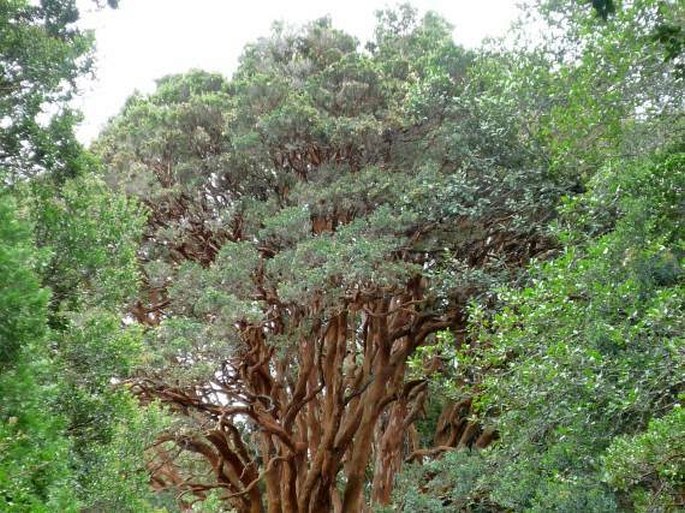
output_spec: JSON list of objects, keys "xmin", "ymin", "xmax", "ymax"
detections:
[{"xmin": 97, "ymin": 7, "xmax": 563, "ymax": 513}]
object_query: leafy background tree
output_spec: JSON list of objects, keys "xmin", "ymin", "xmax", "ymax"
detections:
[
  {"xmin": 0, "ymin": 195, "xmax": 76, "ymax": 512},
  {"xmin": 393, "ymin": 149, "xmax": 683, "ymax": 512},
  {"xmin": 389, "ymin": 1, "xmax": 684, "ymax": 512},
  {"xmin": 0, "ymin": 0, "xmax": 93, "ymax": 182},
  {"xmin": 1, "ymin": 1, "xmax": 166, "ymax": 512}
]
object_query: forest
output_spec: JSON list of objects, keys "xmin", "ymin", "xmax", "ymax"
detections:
[{"xmin": 0, "ymin": 0, "xmax": 683, "ymax": 512}]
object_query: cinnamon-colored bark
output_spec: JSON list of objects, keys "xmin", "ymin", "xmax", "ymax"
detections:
[
  {"xmin": 128, "ymin": 130, "xmax": 544, "ymax": 513},
  {"xmin": 137, "ymin": 286, "xmax": 470, "ymax": 513}
]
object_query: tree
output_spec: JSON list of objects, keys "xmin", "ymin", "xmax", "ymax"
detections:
[
  {"xmin": 459, "ymin": 149, "xmax": 683, "ymax": 512},
  {"xmin": 1, "ymin": 171, "xmax": 165, "ymax": 513},
  {"xmin": 1, "ymin": 1, "xmax": 167, "ymax": 511},
  {"xmin": 24, "ymin": 172, "xmax": 166, "ymax": 512},
  {"xmin": 389, "ymin": 0, "xmax": 684, "ymax": 510},
  {"xmin": 0, "ymin": 195, "xmax": 77, "ymax": 512},
  {"xmin": 96, "ymin": 8, "xmax": 562, "ymax": 512},
  {"xmin": 0, "ymin": 0, "xmax": 94, "ymax": 182}
]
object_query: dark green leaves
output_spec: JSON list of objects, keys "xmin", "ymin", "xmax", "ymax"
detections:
[{"xmin": 0, "ymin": 0, "xmax": 93, "ymax": 182}]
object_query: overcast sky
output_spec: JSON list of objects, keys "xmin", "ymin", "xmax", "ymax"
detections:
[{"xmin": 73, "ymin": 0, "xmax": 520, "ymax": 143}]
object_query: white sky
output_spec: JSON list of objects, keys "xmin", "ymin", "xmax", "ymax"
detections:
[{"xmin": 73, "ymin": 0, "xmax": 520, "ymax": 143}]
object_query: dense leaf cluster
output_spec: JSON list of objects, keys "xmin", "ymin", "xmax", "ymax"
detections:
[
  {"xmin": 1, "ymin": 0, "xmax": 683, "ymax": 512},
  {"xmin": 1, "ymin": 2, "xmax": 167, "ymax": 512},
  {"xmin": 389, "ymin": 1, "xmax": 684, "ymax": 511}
]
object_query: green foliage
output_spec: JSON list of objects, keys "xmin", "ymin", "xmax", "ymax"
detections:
[
  {"xmin": 189, "ymin": 490, "xmax": 235, "ymax": 513},
  {"xmin": 87, "ymin": 8, "xmax": 569, "ymax": 512},
  {"xmin": 413, "ymin": 150, "xmax": 683, "ymax": 511},
  {"xmin": 388, "ymin": 2, "xmax": 683, "ymax": 508},
  {"xmin": 652, "ymin": 9, "xmax": 685, "ymax": 78},
  {"xmin": 17, "ymin": 166, "xmax": 161, "ymax": 511},
  {"xmin": 0, "ymin": 197, "xmax": 48, "ymax": 367},
  {"xmin": 1, "ymin": 169, "xmax": 163, "ymax": 512},
  {"xmin": 391, "ymin": 149, "xmax": 684, "ymax": 509},
  {"xmin": 603, "ymin": 403, "xmax": 685, "ymax": 512},
  {"xmin": 99, "ymin": 7, "xmax": 556, "ymax": 389},
  {"xmin": 383, "ymin": 451, "xmax": 493, "ymax": 513},
  {"xmin": 0, "ymin": 362, "xmax": 77, "ymax": 513},
  {"xmin": 67, "ymin": 388, "xmax": 168, "ymax": 513},
  {"xmin": 27, "ymin": 173, "xmax": 147, "ymax": 315},
  {"xmin": 0, "ymin": 1, "xmax": 167, "ymax": 511},
  {"xmin": 475, "ymin": 0, "xmax": 684, "ymax": 182},
  {"xmin": 36, "ymin": 187, "xmax": 162, "ymax": 511},
  {"xmin": 0, "ymin": 195, "xmax": 77, "ymax": 512},
  {"xmin": 0, "ymin": 0, "xmax": 94, "ymax": 181}
]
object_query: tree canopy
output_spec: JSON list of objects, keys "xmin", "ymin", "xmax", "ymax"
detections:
[
  {"xmin": 1, "ymin": 1, "xmax": 165, "ymax": 512},
  {"xmin": 2, "ymin": 1, "xmax": 683, "ymax": 512}
]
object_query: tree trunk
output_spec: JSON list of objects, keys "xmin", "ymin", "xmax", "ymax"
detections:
[{"xmin": 371, "ymin": 401, "xmax": 408, "ymax": 505}]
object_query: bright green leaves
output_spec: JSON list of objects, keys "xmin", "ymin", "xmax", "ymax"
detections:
[
  {"xmin": 69, "ymin": 393, "xmax": 167, "ymax": 513},
  {"xmin": 28, "ymin": 172, "xmax": 161, "ymax": 511},
  {"xmin": 2, "ymin": 96, "xmax": 160, "ymax": 513},
  {"xmin": 392, "ymin": 142, "xmax": 682, "ymax": 510},
  {"xmin": 457, "ymin": 151, "xmax": 684, "ymax": 510},
  {"xmin": 29, "ymin": 173, "xmax": 146, "ymax": 315},
  {"xmin": 58, "ymin": 312, "xmax": 144, "ymax": 387},
  {"xmin": 1, "ymin": 1, "xmax": 165, "ymax": 510},
  {"xmin": 0, "ymin": 196, "xmax": 48, "ymax": 368},
  {"xmin": 0, "ymin": 363, "xmax": 77, "ymax": 513},
  {"xmin": 0, "ymin": 195, "xmax": 77, "ymax": 512},
  {"xmin": 603, "ymin": 403, "xmax": 685, "ymax": 512}
]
